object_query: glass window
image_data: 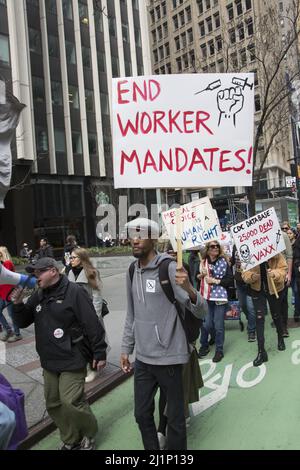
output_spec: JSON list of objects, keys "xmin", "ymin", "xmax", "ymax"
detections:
[
  {"xmin": 48, "ymin": 35, "xmax": 60, "ymax": 59},
  {"xmin": 72, "ymin": 132, "xmax": 83, "ymax": 154},
  {"xmin": 159, "ymin": 46, "xmax": 164, "ymax": 61},
  {"xmin": 201, "ymin": 43, "xmax": 207, "ymax": 59},
  {"xmin": 97, "ymin": 50, "xmax": 106, "ymax": 73},
  {"xmin": 51, "ymin": 81, "xmax": 63, "ymax": 106},
  {"xmin": 155, "ymin": 5, "xmax": 161, "ymax": 20},
  {"xmin": 165, "ymin": 43, "xmax": 170, "ymax": 56},
  {"xmin": 100, "ymin": 92, "xmax": 109, "ymax": 115},
  {"xmin": 88, "ymin": 134, "xmax": 97, "ymax": 155},
  {"xmin": 208, "ymin": 39, "xmax": 214, "ymax": 55},
  {"xmin": 62, "ymin": 0, "xmax": 73, "ymax": 20},
  {"xmin": 153, "ymin": 49, "xmax": 158, "ymax": 62},
  {"xmin": 214, "ymin": 12, "xmax": 220, "ymax": 28},
  {"xmin": 125, "ymin": 60, "xmax": 132, "ymax": 76},
  {"xmin": 157, "ymin": 25, "xmax": 162, "ymax": 40},
  {"xmin": 185, "ymin": 6, "xmax": 192, "ymax": 22},
  {"xmin": 176, "ymin": 57, "xmax": 182, "ymax": 72},
  {"xmin": 132, "ymin": 0, "xmax": 139, "ymax": 10},
  {"xmin": 175, "ymin": 36, "xmax": 180, "ymax": 50},
  {"xmin": 45, "ymin": 0, "xmax": 56, "ymax": 15},
  {"xmin": 199, "ymin": 21, "xmax": 205, "ymax": 37},
  {"xmin": 255, "ymin": 94, "xmax": 261, "ymax": 112},
  {"xmin": 69, "ymin": 85, "xmax": 79, "ymax": 109},
  {"xmin": 181, "ymin": 32, "xmax": 186, "ymax": 48},
  {"xmin": 0, "ymin": 34, "xmax": 10, "ymax": 65},
  {"xmin": 238, "ymin": 23, "xmax": 245, "ymax": 41},
  {"xmin": 179, "ymin": 10, "xmax": 185, "ymax": 27},
  {"xmin": 54, "ymin": 129, "xmax": 66, "ymax": 152},
  {"xmin": 197, "ymin": 0, "xmax": 203, "ymax": 15},
  {"xmin": 163, "ymin": 22, "xmax": 168, "ymax": 37},
  {"xmin": 245, "ymin": 0, "xmax": 252, "ymax": 10},
  {"xmin": 166, "ymin": 63, "xmax": 171, "ymax": 74},
  {"xmin": 0, "ymin": 0, "xmax": 6, "ymax": 5},
  {"xmin": 32, "ymin": 76, "xmax": 45, "ymax": 104},
  {"xmin": 205, "ymin": 0, "xmax": 211, "ymax": 9},
  {"xmin": 85, "ymin": 89, "xmax": 94, "ymax": 112},
  {"xmin": 109, "ymin": 17, "xmax": 116, "ymax": 36},
  {"xmin": 79, "ymin": 1, "xmax": 89, "ymax": 25},
  {"xmin": 36, "ymin": 128, "xmax": 49, "ymax": 153},
  {"xmin": 248, "ymin": 44, "xmax": 255, "ymax": 62},
  {"xmin": 216, "ymin": 35, "xmax": 222, "ymax": 50},
  {"xmin": 152, "ymin": 30, "xmax": 157, "ymax": 43},
  {"xmin": 173, "ymin": 15, "xmax": 178, "ymax": 30},
  {"xmin": 229, "ymin": 28, "xmax": 236, "ymax": 44},
  {"xmin": 82, "ymin": 46, "xmax": 91, "ymax": 68},
  {"xmin": 240, "ymin": 48, "xmax": 247, "ymax": 66},
  {"xmin": 206, "ymin": 16, "xmax": 212, "ymax": 32},
  {"xmin": 230, "ymin": 52, "xmax": 238, "ymax": 68},
  {"xmin": 236, "ymin": 0, "xmax": 243, "ymax": 15},
  {"xmin": 135, "ymin": 28, "xmax": 141, "ymax": 47},
  {"xmin": 65, "ymin": 41, "xmax": 76, "ymax": 64},
  {"xmin": 227, "ymin": 3, "xmax": 234, "ymax": 20},
  {"xmin": 162, "ymin": 1, "xmax": 166, "ymax": 15},
  {"xmin": 111, "ymin": 55, "xmax": 119, "ymax": 77},
  {"xmin": 29, "ymin": 28, "xmax": 42, "ymax": 54},
  {"xmin": 122, "ymin": 24, "xmax": 129, "ymax": 43},
  {"xmin": 94, "ymin": 7, "xmax": 103, "ymax": 32},
  {"xmin": 247, "ymin": 17, "xmax": 253, "ymax": 36},
  {"xmin": 150, "ymin": 9, "xmax": 155, "ymax": 23}
]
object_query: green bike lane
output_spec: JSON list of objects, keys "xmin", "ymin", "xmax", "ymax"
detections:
[{"xmin": 32, "ymin": 318, "xmax": 300, "ymax": 451}]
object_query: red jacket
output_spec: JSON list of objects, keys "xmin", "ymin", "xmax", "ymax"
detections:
[{"xmin": 0, "ymin": 260, "xmax": 15, "ymax": 301}]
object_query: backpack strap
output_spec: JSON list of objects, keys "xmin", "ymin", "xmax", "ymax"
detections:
[
  {"xmin": 158, "ymin": 258, "xmax": 176, "ymax": 304},
  {"xmin": 129, "ymin": 261, "xmax": 136, "ymax": 284}
]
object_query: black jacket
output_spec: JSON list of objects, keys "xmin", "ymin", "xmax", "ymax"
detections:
[
  {"xmin": 13, "ymin": 275, "xmax": 107, "ymax": 372},
  {"xmin": 35, "ymin": 244, "xmax": 54, "ymax": 259}
]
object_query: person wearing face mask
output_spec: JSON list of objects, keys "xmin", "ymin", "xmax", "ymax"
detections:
[{"xmin": 68, "ymin": 248, "xmax": 107, "ymax": 383}]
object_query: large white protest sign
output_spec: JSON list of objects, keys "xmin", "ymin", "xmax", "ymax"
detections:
[
  {"xmin": 112, "ymin": 73, "xmax": 254, "ymax": 189},
  {"xmin": 230, "ymin": 208, "xmax": 286, "ymax": 271},
  {"xmin": 162, "ymin": 197, "xmax": 222, "ymax": 251}
]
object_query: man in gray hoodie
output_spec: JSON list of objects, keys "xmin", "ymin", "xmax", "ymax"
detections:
[{"xmin": 120, "ymin": 218, "xmax": 207, "ymax": 450}]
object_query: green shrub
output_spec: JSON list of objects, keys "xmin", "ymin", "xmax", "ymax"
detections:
[
  {"xmin": 11, "ymin": 256, "xmax": 28, "ymax": 266},
  {"xmin": 86, "ymin": 246, "xmax": 132, "ymax": 256}
]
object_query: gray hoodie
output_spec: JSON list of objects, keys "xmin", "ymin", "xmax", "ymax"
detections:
[{"xmin": 121, "ymin": 253, "xmax": 207, "ymax": 365}]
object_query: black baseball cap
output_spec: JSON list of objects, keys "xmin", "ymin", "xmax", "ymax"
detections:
[{"xmin": 25, "ymin": 257, "xmax": 59, "ymax": 273}]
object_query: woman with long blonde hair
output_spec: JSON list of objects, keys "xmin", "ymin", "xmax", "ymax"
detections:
[
  {"xmin": 68, "ymin": 247, "xmax": 106, "ymax": 382},
  {"xmin": 0, "ymin": 246, "xmax": 22, "ymax": 342}
]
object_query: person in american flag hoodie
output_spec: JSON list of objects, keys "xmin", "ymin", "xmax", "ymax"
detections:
[{"xmin": 198, "ymin": 241, "xmax": 233, "ymax": 362}]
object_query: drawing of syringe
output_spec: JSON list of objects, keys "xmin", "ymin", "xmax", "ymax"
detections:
[
  {"xmin": 232, "ymin": 76, "xmax": 253, "ymax": 90},
  {"xmin": 194, "ymin": 79, "xmax": 221, "ymax": 95}
]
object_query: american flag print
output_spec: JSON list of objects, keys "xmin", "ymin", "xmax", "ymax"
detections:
[{"xmin": 200, "ymin": 257, "xmax": 228, "ymax": 302}]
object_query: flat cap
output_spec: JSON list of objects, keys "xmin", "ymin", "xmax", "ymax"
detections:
[
  {"xmin": 125, "ymin": 218, "xmax": 160, "ymax": 239},
  {"xmin": 25, "ymin": 257, "xmax": 59, "ymax": 273}
]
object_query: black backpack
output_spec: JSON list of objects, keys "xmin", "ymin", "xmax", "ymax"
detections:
[{"xmin": 129, "ymin": 258, "xmax": 202, "ymax": 343}]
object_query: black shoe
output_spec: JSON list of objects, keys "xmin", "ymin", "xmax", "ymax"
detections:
[
  {"xmin": 212, "ymin": 351, "xmax": 224, "ymax": 363},
  {"xmin": 198, "ymin": 347, "xmax": 210, "ymax": 358},
  {"xmin": 294, "ymin": 316, "xmax": 300, "ymax": 323},
  {"xmin": 278, "ymin": 338, "xmax": 286, "ymax": 351},
  {"xmin": 253, "ymin": 351, "xmax": 268, "ymax": 367},
  {"xmin": 248, "ymin": 332, "xmax": 256, "ymax": 342},
  {"xmin": 282, "ymin": 329, "xmax": 289, "ymax": 338}
]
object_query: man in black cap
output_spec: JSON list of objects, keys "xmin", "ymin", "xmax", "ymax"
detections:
[{"xmin": 12, "ymin": 258, "xmax": 107, "ymax": 450}]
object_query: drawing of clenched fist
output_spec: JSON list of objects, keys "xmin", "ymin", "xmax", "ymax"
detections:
[{"xmin": 217, "ymin": 86, "xmax": 244, "ymax": 126}]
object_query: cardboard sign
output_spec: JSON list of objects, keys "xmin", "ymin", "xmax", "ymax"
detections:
[
  {"xmin": 112, "ymin": 73, "xmax": 254, "ymax": 188},
  {"xmin": 230, "ymin": 208, "xmax": 286, "ymax": 271},
  {"xmin": 219, "ymin": 232, "xmax": 234, "ymax": 257},
  {"xmin": 162, "ymin": 197, "xmax": 222, "ymax": 251}
]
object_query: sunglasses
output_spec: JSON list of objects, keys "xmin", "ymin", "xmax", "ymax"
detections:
[{"xmin": 209, "ymin": 244, "xmax": 220, "ymax": 249}]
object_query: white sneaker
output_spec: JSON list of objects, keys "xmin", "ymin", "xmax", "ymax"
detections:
[
  {"xmin": 85, "ymin": 370, "xmax": 98, "ymax": 383},
  {"xmin": 157, "ymin": 432, "xmax": 166, "ymax": 450}
]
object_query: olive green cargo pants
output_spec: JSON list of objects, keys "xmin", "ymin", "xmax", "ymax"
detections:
[{"xmin": 43, "ymin": 368, "xmax": 98, "ymax": 445}]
